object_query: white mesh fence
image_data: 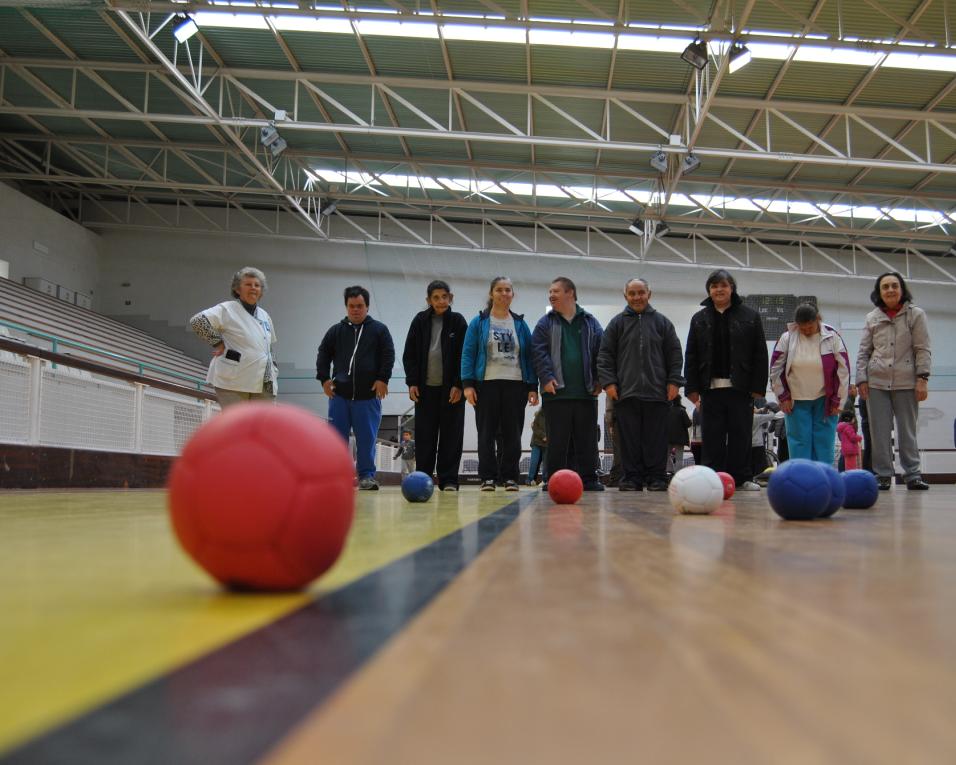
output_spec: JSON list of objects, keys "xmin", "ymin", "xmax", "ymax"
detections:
[
  {"xmin": 40, "ymin": 367, "xmax": 137, "ymax": 451},
  {"xmin": 0, "ymin": 353, "xmax": 31, "ymax": 443},
  {"xmin": 141, "ymin": 389, "xmax": 208, "ymax": 455}
]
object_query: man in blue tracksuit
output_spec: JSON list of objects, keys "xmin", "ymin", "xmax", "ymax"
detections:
[
  {"xmin": 316, "ymin": 285, "xmax": 395, "ymax": 490},
  {"xmin": 531, "ymin": 277, "xmax": 605, "ymax": 491}
]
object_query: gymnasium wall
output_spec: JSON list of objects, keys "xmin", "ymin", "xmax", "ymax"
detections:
[{"xmin": 0, "ymin": 182, "xmax": 100, "ymax": 302}]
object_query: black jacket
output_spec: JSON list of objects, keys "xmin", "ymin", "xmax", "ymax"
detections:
[
  {"xmin": 316, "ymin": 316, "xmax": 395, "ymax": 400},
  {"xmin": 597, "ymin": 305, "xmax": 684, "ymax": 402},
  {"xmin": 402, "ymin": 308, "xmax": 467, "ymax": 390},
  {"xmin": 667, "ymin": 402, "xmax": 692, "ymax": 446},
  {"xmin": 684, "ymin": 294, "xmax": 768, "ymax": 396}
]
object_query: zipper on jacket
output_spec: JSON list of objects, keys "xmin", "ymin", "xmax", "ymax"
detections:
[{"xmin": 348, "ymin": 322, "xmax": 364, "ymax": 401}]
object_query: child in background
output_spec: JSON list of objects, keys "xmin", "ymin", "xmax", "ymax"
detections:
[
  {"xmin": 837, "ymin": 411, "xmax": 863, "ymax": 470},
  {"xmin": 396, "ymin": 430, "xmax": 416, "ymax": 477},
  {"xmin": 527, "ymin": 408, "xmax": 548, "ymax": 485},
  {"xmin": 752, "ymin": 399, "xmax": 776, "ymax": 477},
  {"xmin": 666, "ymin": 397, "xmax": 692, "ymax": 476}
]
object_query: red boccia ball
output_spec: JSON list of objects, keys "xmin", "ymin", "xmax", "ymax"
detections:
[
  {"xmin": 167, "ymin": 403, "xmax": 356, "ymax": 591},
  {"xmin": 548, "ymin": 469, "xmax": 584, "ymax": 504},
  {"xmin": 716, "ymin": 471, "xmax": 735, "ymax": 500}
]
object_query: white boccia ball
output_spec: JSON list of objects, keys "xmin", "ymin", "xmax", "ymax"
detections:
[{"xmin": 667, "ymin": 465, "xmax": 725, "ymax": 515}]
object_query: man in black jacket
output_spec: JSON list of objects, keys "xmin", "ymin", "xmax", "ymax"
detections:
[
  {"xmin": 684, "ymin": 269, "xmax": 768, "ymax": 490},
  {"xmin": 316, "ymin": 285, "xmax": 395, "ymax": 490},
  {"xmin": 597, "ymin": 278, "xmax": 684, "ymax": 491}
]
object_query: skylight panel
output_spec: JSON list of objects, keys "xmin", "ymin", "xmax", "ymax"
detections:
[
  {"xmin": 441, "ymin": 24, "xmax": 526, "ymax": 44},
  {"xmin": 793, "ymin": 46, "xmax": 883, "ymax": 66},
  {"xmin": 617, "ymin": 34, "xmax": 690, "ymax": 53},
  {"xmin": 883, "ymin": 52, "xmax": 956, "ymax": 72},
  {"xmin": 528, "ymin": 29, "xmax": 615, "ymax": 48},
  {"xmin": 193, "ymin": 11, "xmax": 268, "ymax": 29},
  {"xmin": 356, "ymin": 20, "xmax": 439, "ymax": 38},
  {"xmin": 272, "ymin": 16, "xmax": 352, "ymax": 33}
]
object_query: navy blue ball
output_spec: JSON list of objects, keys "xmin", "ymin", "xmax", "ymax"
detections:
[
  {"xmin": 842, "ymin": 469, "xmax": 879, "ymax": 509},
  {"xmin": 818, "ymin": 464, "xmax": 845, "ymax": 518},
  {"xmin": 401, "ymin": 471, "xmax": 434, "ymax": 502},
  {"xmin": 767, "ymin": 459, "xmax": 831, "ymax": 520}
]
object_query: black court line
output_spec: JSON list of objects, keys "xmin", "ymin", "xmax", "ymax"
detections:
[{"xmin": 2, "ymin": 495, "xmax": 532, "ymax": 765}]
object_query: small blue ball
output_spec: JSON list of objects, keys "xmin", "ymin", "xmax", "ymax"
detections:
[
  {"xmin": 818, "ymin": 464, "xmax": 846, "ymax": 518},
  {"xmin": 767, "ymin": 459, "xmax": 831, "ymax": 520},
  {"xmin": 842, "ymin": 469, "xmax": 879, "ymax": 509},
  {"xmin": 401, "ymin": 471, "xmax": 434, "ymax": 502}
]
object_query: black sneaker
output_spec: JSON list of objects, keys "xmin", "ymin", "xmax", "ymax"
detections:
[
  {"xmin": 480, "ymin": 480, "xmax": 496, "ymax": 492},
  {"xmin": 582, "ymin": 481, "xmax": 605, "ymax": 492},
  {"xmin": 647, "ymin": 480, "xmax": 669, "ymax": 492},
  {"xmin": 877, "ymin": 476, "xmax": 892, "ymax": 490},
  {"xmin": 504, "ymin": 480, "xmax": 520, "ymax": 492},
  {"xmin": 618, "ymin": 480, "xmax": 642, "ymax": 492},
  {"xmin": 906, "ymin": 478, "xmax": 930, "ymax": 491}
]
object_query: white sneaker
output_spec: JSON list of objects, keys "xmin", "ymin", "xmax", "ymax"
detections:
[{"xmin": 738, "ymin": 480, "xmax": 761, "ymax": 491}]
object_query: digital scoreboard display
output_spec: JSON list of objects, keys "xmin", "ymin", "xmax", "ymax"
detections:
[{"xmin": 742, "ymin": 294, "xmax": 817, "ymax": 338}]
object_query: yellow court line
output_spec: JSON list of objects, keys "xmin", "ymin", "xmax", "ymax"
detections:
[{"xmin": 0, "ymin": 487, "xmax": 517, "ymax": 753}]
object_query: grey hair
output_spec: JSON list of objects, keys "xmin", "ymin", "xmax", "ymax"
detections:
[
  {"xmin": 231, "ymin": 266, "xmax": 267, "ymax": 298},
  {"xmin": 625, "ymin": 277, "xmax": 650, "ymax": 291}
]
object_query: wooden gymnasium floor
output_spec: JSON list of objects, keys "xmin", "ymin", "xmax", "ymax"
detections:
[{"xmin": 2, "ymin": 484, "xmax": 955, "ymax": 764}]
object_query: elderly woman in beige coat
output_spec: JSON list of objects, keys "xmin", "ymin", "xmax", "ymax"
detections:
[{"xmin": 856, "ymin": 271, "xmax": 931, "ymax": 491}]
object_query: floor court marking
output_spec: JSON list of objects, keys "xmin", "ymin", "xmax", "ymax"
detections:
[{"xmin": 0, "ymin": 495, "xmax": 534, "ymax": 765}]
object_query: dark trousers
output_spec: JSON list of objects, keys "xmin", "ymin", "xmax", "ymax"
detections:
[
  {"xmin": 751, "ymin": 445, "xmax": 768, "ymax": 477},
  {"xmin": 475, "ymin": 380, "xmax": 527, "ymax": 482},
  {"xmin": 860, "ymin": 398, "xmax": 873, "ymax": 472},
  {"xmin": 415, "ymin": 384, "xmax": 466, "ymax": 488},
  {"xmin": 615, "ymin": 398, "xmax": 669, "ymax": 485},
  {"xmin": 701, "ymin": 388, "xmax": 754, "ymax": 486},
  {"xmin": 543, "ymin": 398, "xmax": 599, "ymax": 484}
]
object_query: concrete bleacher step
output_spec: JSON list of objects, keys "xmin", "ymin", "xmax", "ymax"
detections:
[{"xmin": 0, "ymin": 277, "xmax": 209, "ymax": 386}]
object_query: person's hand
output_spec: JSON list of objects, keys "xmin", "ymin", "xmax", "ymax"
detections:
[
  {"xmin": 408, "ymin": 385, "xmax": 420, "ymax": 402},
  {"xmin": 605, "ymin": 384, "xmax": 619, "ymax": 401},
  {"xmin": 780, "ymin": 399, "xmax": 794, "ymax": 414},
  {"xmin": 464, "ymin": 387, "xmax": 477, "ymax": 406},
  {"xmin": 211, "ymin": 343, "xmax": 225, "ymax": 357},
  {"xmin": 916, "ymin": 378, "xmax": 928, "ymax": 402},
  {"xmin": 449, "ymin": 386, "xmax": 462, "ymax": 404},
  {"xmin": 542, "ymin": 380, "xmax": 558, "ymax": 395},
  {"xmin": 827, "ymin": 404, "xmax": 841, "ymax": 417},
  {"xmin": 752, "ymin": 392, "xmax": 764, "ymax": 400},
  {"xmin": 667, "ymin": 383, "xmax": 679, "ymax": 401},
  {"xmin": 372, "ymin": 380, "xmax": 388, "ymax": 399},
  {"xmin": 322, "ymin": 380, "xmax": 335, "ymax": 398},
  {"xmin": 858, "ymin": 382, "xmax": 869, "ymax": 401},
  {"xmin": 528, "ymin": 391, "xmax": 539, "ymax": 406},
  {"xmin": 687, "ymin": 392, "xmax": 700, "ymax": 405}
]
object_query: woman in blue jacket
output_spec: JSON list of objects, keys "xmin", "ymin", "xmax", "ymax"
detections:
[{"xmin": 461, "ymin": 276, "xmax": 539, "ymax": 491}]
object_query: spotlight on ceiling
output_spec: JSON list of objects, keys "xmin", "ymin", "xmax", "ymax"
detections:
[
  {"xmin": 944, "ymin": 243, "xmax": 956, "ymax": 257},
  {"xmin": 628, "ymin": 218, "xmax": 645, "ymax": 236},
  {"xmin": 260, "ymin": 125, "xmax": 287, "ymax": 157},
  {"xmin": 320, "ymin": 200, "xmax": 338, "ymax": 217},
  {"xmin": 728, "ymin": 42, "xmax": 752, "ymax": 73},
  {"xmin": 173, "ymin": 14, "xmax": 199, "ymax": 44},
  {"xmin": 681, "ymin": 39, "xmax": 709, "ymax": 70},
  {"xmin": 681, "ymin": 152, "xmax": 701, "ymax": 175},
  {"xmin": 650, "ymin": 150, "xmax": 669, "ymax": 173},
  {"xmin": 655, "ymin": 222, "xmax": 671, "ymax": 238}
]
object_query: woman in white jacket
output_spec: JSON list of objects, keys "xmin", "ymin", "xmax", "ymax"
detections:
[
  {"xmin": 857, "ymin": 271, "xmax": 931, "ymax": 491},
  {"xmin": 190, "ymin": 267, "xmax": 278, "ymax": 407}
]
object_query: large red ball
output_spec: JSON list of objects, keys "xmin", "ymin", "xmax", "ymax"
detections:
[
  {"xmin": 548, "ymin": 469, "xmax": 584, "ymax": 504},
  {"xmin": 717, "ymin": 471, "xmax": 735, "ymax": 500},
  {"xmin": 167, "ymin": 403, "xmax": 356, "ymax": 591}
]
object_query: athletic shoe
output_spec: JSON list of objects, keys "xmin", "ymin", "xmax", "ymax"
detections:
[
  {"xmin": 442, "ymin": 485, "xmax": 459, "ymax": 493},
  {"xmin": 582, "ymin": 481, "xmax": 605, "ymax": 492},
  {"xmin": 646, "ymin": 480, "xmax": 669, "ymax": 492},
  {"xmin": 358, "ymin": 477, "xmax": 379, "ymax": 491},
  {"xmin": 737, "ymin": 481, "xmax": 761, "ymax": 492},
  {"xmin": 878, "ymin": 476, "xmax": 892, "ymax": 490},
  {"xmin": 480, "ymin": 480, "xmax": 496, "ymax": 491},
  {"xmin": 504, "ymin": 480, "xmax": 520, "ymax": 492},
  {"xmin": 618, "ymin": 481, "xmax": 642, "ymax": 492},
  {"xmin": 906, "ymin": 478, "xmax": 929, "ymax": 491}
]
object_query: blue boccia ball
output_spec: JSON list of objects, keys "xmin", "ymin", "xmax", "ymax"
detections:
[
  {"xmin": 767, "ymin": 459, "xmax": 831, "ymax": 520},
  {"xmin": 818, "ymin": 463, "xmax": 846, "ymax": 518},
  {"xmin": 401, "ymin": 471, "xmax": 434, "ymax": 502},
  {"xmin": 842, "ymin": 469, "xmax": 879, "ymax": 509}
]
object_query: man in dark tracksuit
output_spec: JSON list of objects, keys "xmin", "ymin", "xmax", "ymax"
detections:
[
  {"xmin": 316, "ymin": 285, "xmax": 395, "ymax": 490},
  {"xmin": 684, "ymin": 269, "xmax": 768, "ymax": 490},
  {"xmin": 531, "ymin": 277, "xmax": 605, "ymax": 491},
  {"xmin": 597, "ymin": 278, "xmax": 684, "ymax": 491}
]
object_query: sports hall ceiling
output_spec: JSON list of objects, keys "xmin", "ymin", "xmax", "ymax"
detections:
[{"xmin": 0, "ymin": 0, "xmax": 955, "ymax": 275}]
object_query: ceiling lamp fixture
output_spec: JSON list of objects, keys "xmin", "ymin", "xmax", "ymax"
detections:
[
  {"xmin": 728, "ymin": 42, "xmax": 752, "ymax": 73},
  {"xmin": 681, "ymin": 39, "xmax": 709, "ymax": 70},
  {"xmin": 655, "ymin": 222, "xmax": 671, "ymax": 238},
  {"xmin": 172, "ymin": 14, "xmax": 200, "ymax": 44},
  {"xmin": 628, "ymin": 218, "xmax": 645, "ymax": 236},
  {"xmin": 320, "ymin": 200, "xmax": 338, "ymax": 217},
  {"xmin": 650, "ymin": 150, "xmax": 669, "ymax": 173},
  {"xmin": 260, "ymin": 125, "xmax": 287, "ymax": 158},
  {"xmin": 944, "ymin": 243, "xmax": 956, "ymax": 257},
  {"xmin": 681, "ymin": 153, "xmax": 701, "ymax": 175}
]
